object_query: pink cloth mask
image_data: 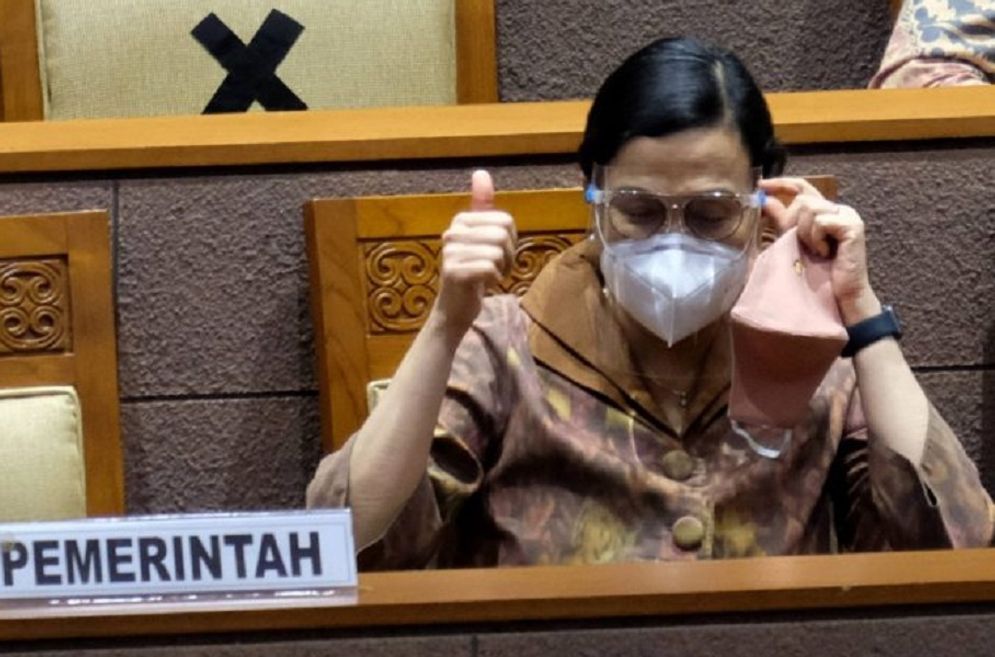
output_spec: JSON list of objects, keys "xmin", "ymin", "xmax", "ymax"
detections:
[{"xmin": 729, "ymin": 227, "xmax": 848, "ymax": 437}]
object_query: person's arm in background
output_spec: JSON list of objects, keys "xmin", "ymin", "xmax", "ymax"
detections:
[
  {"xmin": 307, "ymin": 171, "xmax": 516, "ymax": 549},
  {"xmin": 870, "ymin": 0, "xmax": 994, "ymax": 88},
  {"xmin": 761, "ymin": 177, "xmax": 994, "ymax": 548}
]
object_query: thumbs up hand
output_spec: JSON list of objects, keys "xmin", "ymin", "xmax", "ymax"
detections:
[{"xmin": 434, "ymin": 170, "xmax": 517, "ymax": 338}]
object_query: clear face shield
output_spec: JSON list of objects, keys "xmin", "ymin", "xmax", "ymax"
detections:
[
  {"xmin": 586, "ymin": 163, "xmax": 765, "ymax": 349},
  {"xmin": 588, "ymin": 165, "xmax": 764, "ymax": 252}
]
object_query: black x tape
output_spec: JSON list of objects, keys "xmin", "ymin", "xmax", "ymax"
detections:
[{"xmin": 192, "ymin": 9, "xmax": 308, "ymax": 113}]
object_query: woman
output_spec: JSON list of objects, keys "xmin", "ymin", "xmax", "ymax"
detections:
[{"xmin": 308, "ymin": 37, "xmax": 993, "ymax": 568}]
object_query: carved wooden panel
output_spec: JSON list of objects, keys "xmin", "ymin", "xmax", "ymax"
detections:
[
  {"xmin": 365, "ymin": 240, "xmax": 440, "ymax": 334},
  {"xmin": 364, "ymin": 233, "xmax": 583, "ymax": 333},
  {"xmin": 500, "ymin": 234, "xmax": 582, "ymax": 296},
  {"xmin": 0, "ymin": 258, "xmax": 72, "ymax": 354}
]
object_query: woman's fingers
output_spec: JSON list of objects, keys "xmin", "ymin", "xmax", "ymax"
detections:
[
  {"xmin": 808, "ymin": 213, "xmax": 832, "ymax": 257},
  {"xmin": 446, "ymin": 211, "xmax": 516, "ymax": 273},
  {"xmin": 761, "ymin": 193, "xmax": 792, "ymax": 234},
  {"xmin": 812, "ymin": 204, "xmax": 864, "ymax": 246},
  {"xmin": 442, "ymin": 243, "xmax": 507, "ymax": 269},
  {"xmin": 442, "ymin": 257, "xmax": 503, "ymax": 287},
  {"xmin": 445, "ymin": 216, "xmax": 512, "ymax": 242},
  {"xmin": 786, "ymin": 195, "xmax": 843, "ymax": 258},
  {"xmin": 759, "ymin": 177, "xmax": 824, "ymax": 200},
  {"xmin": 759, "ymin": 177, "xmax": 830, "ymax": 239},
  {"xmin": 760, "ymin": 178, "xmax": 827, "ymax": 234}
]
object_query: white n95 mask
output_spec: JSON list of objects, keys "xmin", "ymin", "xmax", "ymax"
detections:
[{"xmin": 600, "ymin": 232, "xmax": 749, "ymax": 347}]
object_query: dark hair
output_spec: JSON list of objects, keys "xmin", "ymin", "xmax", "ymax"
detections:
[{"xmin": 578, "ymin": 37, "xmax": 785, "ymax": 179}]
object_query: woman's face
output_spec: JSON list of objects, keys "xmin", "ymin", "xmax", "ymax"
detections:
[
  {"xmin": 596, "ymin": 124, "xmax": 763, "ymax": 354},
  {"xmin": 604, "ymin": 123, "xmax": 759, "ymax": 251}
]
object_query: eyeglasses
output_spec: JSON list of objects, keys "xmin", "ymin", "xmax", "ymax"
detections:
[{"xmin": 586, "ymin": 186, "xmax": 764, "ymax": 244}]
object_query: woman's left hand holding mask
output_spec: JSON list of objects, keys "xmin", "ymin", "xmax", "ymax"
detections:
[
  {"xmin": 758, "ymin": 177, "xmax": 882, "ymax": 324},
  {"xmin": 758, "ymin": 177, "xmax": 930, "ymax": 467}
]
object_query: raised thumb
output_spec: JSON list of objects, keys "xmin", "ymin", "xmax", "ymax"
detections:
[{"xmin": 470, "ymin": 169, "xmax": 495, "ymax": 211}]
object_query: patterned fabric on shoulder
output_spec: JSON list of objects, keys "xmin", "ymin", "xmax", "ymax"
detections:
[{"xmin": 870, "ymin": 0, "xmax": 995, "ymax": 88}]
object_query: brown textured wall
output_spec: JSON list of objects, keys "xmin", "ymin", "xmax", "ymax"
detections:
[
  {"xmin": 496, "ymin": 0, "xmax": 894, "ymax": 100},
  {"xmin": 0, "ymin": 139, "xmax": 991, "ymax": 514},
  {"xmin": 3, "ymin": 606, "xmax": 995, "ymax": 655}
]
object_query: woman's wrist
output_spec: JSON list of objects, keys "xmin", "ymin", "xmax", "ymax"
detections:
[
  {"xmin": 425, "ymin": 304, "xmax": 472, "ymax": 352},
  {"xmin": 839, "ymin": 289, "xmax": 883, "ymax": 326}
]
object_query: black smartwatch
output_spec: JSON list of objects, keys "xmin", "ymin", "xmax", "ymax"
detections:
[{"xmin": 841, "ymin": 304, "xmax": 902, "ymax": 358}]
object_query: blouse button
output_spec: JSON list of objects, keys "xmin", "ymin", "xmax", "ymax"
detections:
[
  {"xmin": 672, "ymin": 515, "xmax": 705, "ymax": 551},
  {"xmin": 660, "ymin": 449, "xmax": 694, "ymax": 481}
]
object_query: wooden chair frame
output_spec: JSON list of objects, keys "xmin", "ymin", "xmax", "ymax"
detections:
[
  {"xmin": 306, "ymin": 187, "xmax": 588, "ymax": 452},
  {"xmin": 304, "ymin": 177, "xmax": 837, "ymax": 452},
  {"xmin": 0, "ymin": 210, "xmax": 124, "ymax": 516},
  {"xmin": 0, "ymin": 0, "xmax": 43, "ymax": 122},
  {"xmin": 0, "ymin": 0, "xmax": 497, "ymax": 122}
]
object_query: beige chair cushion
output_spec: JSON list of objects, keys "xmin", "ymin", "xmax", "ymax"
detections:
[
  {"xmin": 0, "ymin": 386, "xmax": 87, "ymax": 522},
  {"xmin": 38, "ymin": 0, "xmax": 457, "ymax": 120}
]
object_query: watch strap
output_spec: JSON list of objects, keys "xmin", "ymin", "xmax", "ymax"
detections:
[{"xmin": 841, "ymin": 304, "xmax": 902, "ymax": 358}]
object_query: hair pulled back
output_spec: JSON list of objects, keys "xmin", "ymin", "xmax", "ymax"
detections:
[{"xmin": 578, "ymin": 37, "xmax": 786, "ymax": 179}]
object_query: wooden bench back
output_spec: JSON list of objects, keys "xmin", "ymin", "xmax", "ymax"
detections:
[
  {"xmin": 0, "ymin": 0, "xmax": 497, "ymax": 122},
  {"xmin": 305, "ymin": 177, "xmax": 837, "ymax": 451},
  {"xmin": 0, "ymin": 210, "xmax": 124, "ymax": 516}
]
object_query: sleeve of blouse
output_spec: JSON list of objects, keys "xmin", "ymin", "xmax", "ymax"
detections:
[
  {"xmin": 869, "ymin": 0, "xmax": 994, "ymax": 88},
  {"xmin": 830, "ymin": 386, "xmax": 995, "ymax": 551},
  {"xmin": 305, "ymin": 296, "xmax": 517, "ymax": 570}
]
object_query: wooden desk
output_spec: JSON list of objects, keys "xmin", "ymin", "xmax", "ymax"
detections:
[{"xmin": 2, "ymin": 549, "xmax": 994, "ymax": 642}]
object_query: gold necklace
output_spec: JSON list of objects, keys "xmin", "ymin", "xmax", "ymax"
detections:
[{"xmin": 636, "ymin": 323, "xmax": 725, "ymax": 411}]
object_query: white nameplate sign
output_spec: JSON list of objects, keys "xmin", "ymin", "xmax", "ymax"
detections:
[{"xmin": 0, "ymin": 510, "xmax": 356, "ymax": 600}]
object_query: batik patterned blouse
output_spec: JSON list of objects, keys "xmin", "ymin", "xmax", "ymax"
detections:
[
  {"xmin": 871, "ymin": 0, "xmax": 994, "ymax": 87},
  {"xmin": 307, "ymin": 240, "xmax": 994, "ymax": 570}
]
